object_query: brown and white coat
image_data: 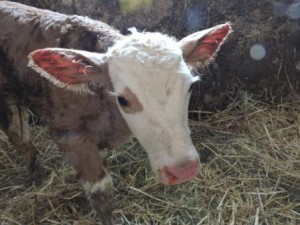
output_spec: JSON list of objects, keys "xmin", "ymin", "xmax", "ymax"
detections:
[{"xmin": 0, "ymin": 1, "xmax": 232, "ymax": 224}]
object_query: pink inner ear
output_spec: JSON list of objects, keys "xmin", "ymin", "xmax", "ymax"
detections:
[
  {"xmin": 31, "ymin": 50, "xmax": 96, "ymax": 85},
  {"xmin": 193, "ymin": 24, "xmax": 231, "ymax": 60}
]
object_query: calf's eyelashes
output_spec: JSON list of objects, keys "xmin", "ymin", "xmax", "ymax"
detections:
[
  {"xmin": 116, "ymin": 87, "xmax": 143, "ymax": 114},
  {"xmin": 117, "ymin": 96, "xmax": 129, "ymax": 107}
]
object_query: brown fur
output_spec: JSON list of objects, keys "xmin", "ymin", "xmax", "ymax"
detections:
[
  {"xmin": 0, "ymin": 2, "xmax": 131, "ymax": 224},
  {"xmin": 121, "ymin": 87, "xmax": 144, "ymax": 114}
]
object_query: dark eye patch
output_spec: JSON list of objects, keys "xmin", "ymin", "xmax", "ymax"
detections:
[{"xmin": 117, "ymin": 96, "xmax": 129, "ymax": 107}]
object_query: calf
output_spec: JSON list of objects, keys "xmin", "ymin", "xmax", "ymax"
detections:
[{"xmin": 0, "ymin": 1, "xmax": 232, "ymax": 224}]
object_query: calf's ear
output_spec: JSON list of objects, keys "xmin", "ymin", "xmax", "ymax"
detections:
[
  {"xmin": 28, "ymin": 48, "xmax": 109, "ymax": 94},
  {"xmin": 178, "ymin": 23, "xmax": 233, "ymax": 68}
]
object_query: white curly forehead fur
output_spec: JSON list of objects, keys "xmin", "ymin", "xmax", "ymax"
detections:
[
  {"xmin": 107, "ymin": 28, "xmax": 196, "ymax": 100},
  {"xmin": 108, "ymin": 28, "xmax": 183, "ymax": 68}
]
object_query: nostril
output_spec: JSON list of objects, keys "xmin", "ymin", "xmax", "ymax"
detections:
[
  {"xmin": 163, "ymin": 167, "xmax": 178, "ymax": 184},
  {"xmin": 160, "ymin": 159, "xmax": 199, "ymax": 185}
]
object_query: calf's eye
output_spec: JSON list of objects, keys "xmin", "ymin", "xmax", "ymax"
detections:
[{"xmin": 117, "ymin": 96, "xmax": 129, "ymax": 107}]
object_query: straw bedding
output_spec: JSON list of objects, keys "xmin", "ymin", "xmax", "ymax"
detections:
[{"xmin": 0, "ymin": 92, "xmax": 299, "ymax": 225}]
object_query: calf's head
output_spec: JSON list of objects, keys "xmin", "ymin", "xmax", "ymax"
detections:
[{"xmin": 28, "ymin": 23, "xmax": 232, "ymax": 185}]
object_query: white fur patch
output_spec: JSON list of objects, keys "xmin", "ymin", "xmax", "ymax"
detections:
[
  {"xmin": 107, "ymin": 29, "xmax": 200, "ymax": 175},
  {"xmin": 83, "ymin": 174, "xmax": 113, "ymax": 194}
]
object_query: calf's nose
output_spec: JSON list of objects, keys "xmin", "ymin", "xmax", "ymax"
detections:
[{"xmin": 159, "ymin": 159, "xmax": 199, "ymax": 185}]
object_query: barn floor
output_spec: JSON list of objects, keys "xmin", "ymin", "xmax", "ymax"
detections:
[{"xmin": 0, "ymin": 92, "xmax": 300, "ymax": 225}]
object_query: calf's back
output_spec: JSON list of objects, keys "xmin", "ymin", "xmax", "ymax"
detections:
[{"xmin": 0, "ymin": 1, "xmax": 131, "ymax": 148}]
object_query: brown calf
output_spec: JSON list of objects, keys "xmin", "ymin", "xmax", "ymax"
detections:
[{"xmin": 0, "ymin": 1, "xmax": 232, "ymax": 224}]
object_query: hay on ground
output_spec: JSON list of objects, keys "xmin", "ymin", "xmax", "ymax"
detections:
[{"xmin": 0, "ymin": 93, "xmax": 300, "ymax": 225}]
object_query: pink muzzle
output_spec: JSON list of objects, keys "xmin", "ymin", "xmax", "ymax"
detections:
[{"xmin": 159, "ymin": 160, "xmax": 199, "ymax": 185}]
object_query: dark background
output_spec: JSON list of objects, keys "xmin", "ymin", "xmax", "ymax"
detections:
[{"xmin": 12, "ymin": 0, "xmax": 300, "ymax": 111}]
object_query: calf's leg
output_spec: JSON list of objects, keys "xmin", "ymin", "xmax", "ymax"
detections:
[
  {"xmin": 83, "ymin": 171, "xmax": 114, "ymax": 225},
  {"xmin": 1, "ymin": 97, "xmax": 38, "ymax": 172},
  {"xmin": 62, "ymin": 140, "xmax": 114, "ymax": 225}
]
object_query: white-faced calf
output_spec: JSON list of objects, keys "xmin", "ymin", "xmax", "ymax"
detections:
[{"xmin": 0, "ymin": 1, "xmax": 232, "ymax": 224}]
